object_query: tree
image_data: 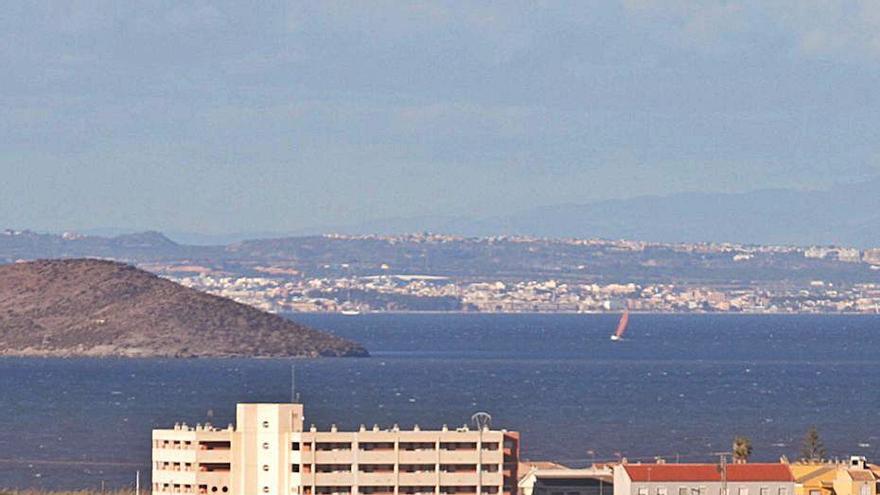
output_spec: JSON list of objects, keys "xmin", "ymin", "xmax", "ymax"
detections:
[
  {"xmin": 732, "ymin": 436, "xmax": 753, "ymax": 463},
  {"xmin": 800, "ymin": 427, "xmax": 826, "ymax": 462}
]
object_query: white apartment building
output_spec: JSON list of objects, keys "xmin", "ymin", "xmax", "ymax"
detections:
[
  {"xmin": 152, "ymin": 403, "xmax": 520, "ymax": 495},
  {"xmin": 613, "ymin": 463, "xmax": 795, "ymax": 495}
]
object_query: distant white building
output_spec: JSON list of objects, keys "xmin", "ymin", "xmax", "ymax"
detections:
[{"xmin": 612, "ymin": 463, "xmax": 795, "ymax": 495}]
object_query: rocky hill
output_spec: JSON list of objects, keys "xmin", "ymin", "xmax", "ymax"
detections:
[{"xmin": 0, "ymin": 259, "xmax": 368, "ymax": 358}]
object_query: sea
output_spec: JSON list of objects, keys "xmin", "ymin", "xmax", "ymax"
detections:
[{"xmin": 1, "ymin": 313, "xmax": 879, "ymax": 489}]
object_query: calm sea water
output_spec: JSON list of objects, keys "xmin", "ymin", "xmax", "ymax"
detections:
[{"xmin": 2, "ymin": 314, "xmax": 879, "ymax": 489}]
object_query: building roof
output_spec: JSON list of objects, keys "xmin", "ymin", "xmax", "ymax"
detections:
[
  {"xmin": 790, "ymin": 465, "xmax": 837, "ymax": 483},
  {"xmin": 521, "ymin": 461, "xmax": 570, "ymax": 471},
  {"xmin": 536, "ymin": 468, "xmax": 613, "ymax": 483},
  {"xmin": 847, "ymin": 470, "xmax": 876, "ymax": 482},
  {"xmin": 622, "ymin": 464, "xmax": 794, "ymax": 482}
]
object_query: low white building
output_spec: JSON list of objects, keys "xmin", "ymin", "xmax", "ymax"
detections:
[
  {"xmin": 518, "ymin": 464, "xmax": 612, "ymax": 495},
  {"xmin": 613, "ymin": 463, "xmax": 795, "ymax": 495}
]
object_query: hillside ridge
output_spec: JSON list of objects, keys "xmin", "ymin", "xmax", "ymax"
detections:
[{"xmin": 0, "ymin": 259, "xmax": 368, "ymax": 358}]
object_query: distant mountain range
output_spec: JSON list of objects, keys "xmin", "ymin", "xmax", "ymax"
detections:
[
  {"xmin": 314, "ymin": 178, "xmax": 880, "ymax": 247},
  {"xmin": 0, "ymin": 259, "xmax": 368, "ymax": 358},
  {"xmin": 48, "ymin": 179, "xmax": 879, "ymax": 248}
]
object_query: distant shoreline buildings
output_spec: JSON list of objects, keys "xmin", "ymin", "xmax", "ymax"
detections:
[
  {"xmin": 170, "ymin": 274, "xmax": 880, "ymax": 316},
  {"xmin": 4, "ymin": 229, "xmax": 880, "ymax": 315}
]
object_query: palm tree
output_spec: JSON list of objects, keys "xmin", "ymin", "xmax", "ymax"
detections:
[
  {"xmin": 800, "ymin": 427, "xmax": 826, "ymax": 462},
  {"xmin": 732, "ymin": 436, "xmax": 753, "ymax": 463}
]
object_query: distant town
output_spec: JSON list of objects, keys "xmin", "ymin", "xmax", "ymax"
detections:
[
  {"xmin": 3, "ymin": 229, "xmax": 880, "ymax": 314},
  {"xmin": 169, "ymin": 270, "xmax": 880, "ymax": 315}
]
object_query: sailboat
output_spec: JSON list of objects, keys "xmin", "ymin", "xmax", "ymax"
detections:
[{"xmin": 610, "ymin": 310, "xmax": 629, "ymax": 341}]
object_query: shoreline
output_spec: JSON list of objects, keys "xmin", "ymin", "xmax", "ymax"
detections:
[{"xmin": 284, "ymin": 310, "xmax": 880, "ymax": 316}]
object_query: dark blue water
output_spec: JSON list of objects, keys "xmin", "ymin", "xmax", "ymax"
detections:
[{"xmin": 2, "ymin": 314, "xmax": 879, "ymax": 489}]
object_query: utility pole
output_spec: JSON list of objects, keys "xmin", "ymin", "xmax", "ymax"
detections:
[{"xmin": 718, "ymin": 454, "xmax": 728, "ymax": 495}]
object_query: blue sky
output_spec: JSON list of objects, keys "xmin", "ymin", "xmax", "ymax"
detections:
[{"xmin": 2, "ymin": 1, "xmax": 879, "ymax": 235}]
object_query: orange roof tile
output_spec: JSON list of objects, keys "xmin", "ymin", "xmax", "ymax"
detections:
[{"xmin": 623, "ymin": 464, "xmax": 794, "ymax": 482}]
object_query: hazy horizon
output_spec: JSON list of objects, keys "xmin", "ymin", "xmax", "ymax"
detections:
[{"xmin": 3, "ymin": 2, "xmax": 880, "ymax": 236}]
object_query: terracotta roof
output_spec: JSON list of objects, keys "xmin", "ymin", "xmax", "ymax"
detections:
[{"xmin": 623, "ymin": 464, "xmax": 794, "ymax": 482}]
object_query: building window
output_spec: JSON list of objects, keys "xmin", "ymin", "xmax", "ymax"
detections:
[
  {"xmin": 658, "ymin": 488, "xmax": 668, "ymax": 495},
  {"xmin": 860, "ymin": 486, "xmax": 868, "ymax": 495},
  {"xmin": 263, "ymin": 421, "xmax": 270, "ymax": 428},
  {"xmin": 639, "ymin": 488, "xmax": 649, "ymax": 495},
  {"xmin": 222, "ymin": 489, "xmax": 228, "ymax": 494},
  {"xmin": 264, "ymin": 488, "xmax": 270, "ymax": 494},
  {"xmin": 760, "ymin": 488, "xmax": 769, "ymax": 495},
  {"xmin": 778, "ymin": 489, "xmax": 787, "ymax": 495},
  {"xmin": 264, "ymin": 465, "xmax": 270, "ymax": 472},
  {"xmin": 739, "ymin": 488, "xmax": 749, "ymax": 495},
  {"xmin": 292, "ymin": 442, "xmax": 301, "ymax": 451},
  {"xmin": 263, "ymin": 442, "xmax": 270, "ymax": 450},
  {"xmin": 679, "ymin": 488, "xmax": 688, "ymax": 495},
  {"xmin": 292, "ymin": 464, "xmax": 300, "ymax": 473}
]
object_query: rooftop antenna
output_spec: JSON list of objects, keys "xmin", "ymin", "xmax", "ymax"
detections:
[
  {"xmin": 291, "ymin": 364, "xmax": 294, "ymax": 401},
  {"xmin": 471, "ymin": 412, "xmax": 492, "ymax": 431},
  {"xmin": 291, "ymin": 364, "xmax": 301, "ymax": 403}
]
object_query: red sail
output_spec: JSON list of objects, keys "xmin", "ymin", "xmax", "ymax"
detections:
[{"xmin": 614, "ymin": 310, "xmax": 629, "ymax": 338}]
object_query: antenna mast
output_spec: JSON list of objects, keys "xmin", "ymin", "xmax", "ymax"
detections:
[
  {"xmin": 718, "ymin": 454, "xmax": 728, "ymax": 495},
  {"xmin": 291, "ymin": 364, "xmax": 299, "ymax": 403}
]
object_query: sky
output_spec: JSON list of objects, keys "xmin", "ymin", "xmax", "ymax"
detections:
[{"xmin": 2, "ymin": 1, "xmax": 880, "ymax": 235}]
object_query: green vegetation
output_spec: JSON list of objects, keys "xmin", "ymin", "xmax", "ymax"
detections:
[
  {"xmin": 732, "ymin": 436, "xmax": 753, "ymax": 463},
  {"xmin": 800, "ymin": 426, "xmax": 827, "ymax": 462}
]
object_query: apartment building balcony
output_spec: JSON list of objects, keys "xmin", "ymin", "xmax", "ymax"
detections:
[
  {"xmin": 439, "ymin": 451, "xmax": 479, "ymax": 464},
  {"xmin": 154, "ymin": 448, "xmax": 197, "ymax": 463},
  {"xmin": 400, "ymin": 488, "xmax": 437, "ymax": 495},
  {"xmin": 153, "ymin": 470, "xmax": 198, "ymax": 485},
  {"xmin": 439, "ymin": 487, "xmax": 477, "ymax": 495},
  {"xmin": 314, "ymin": 487, "xmax": 352, "ymax": 495},
  {"xmin": 195, "ymin": 449, "xmax": 231, "ymax": 464},
  {"xmin": 314, "ymin": 472, "xmax": 355, "ymax": 486},
  {"xmin": 357, "ymin": 472, "xmax": 398, "ymax": 486},
  {"xmin": 194, "ymin": 472, "xmax": 230, "ymax": 488},
  {"xmin": 398, "ymin": 450, "xmax": 439, "ymax": 464},
  {"xmin": 358, "ymin": 450, "xmax": 397, "ymax": 464},
  {"xmin": 359, "ymin": 487, "xmax": 394, "ymax": 495},
  {"xmin": 398, "ymin": 472, "xmax": 438, "ymax": 486},
  {"xmin": 477, "ymin": 472, "xmax": 503, "ymax": 486},
  {"xmin": 440, "ymin": 473, "xmax": 480, "ymax": 486},
  {"xmin": 315, "ymin": 450, "xmax": 356, "ymax": 464}
]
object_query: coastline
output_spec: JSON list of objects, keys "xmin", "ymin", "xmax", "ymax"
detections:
[{"xmin": 283, "ymin": 309, "xmax": 880, "ymax": 316}]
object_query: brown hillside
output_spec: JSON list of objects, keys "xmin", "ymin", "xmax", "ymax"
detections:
[{"xmin": 0, "ymin": 259, "xmax": 368, "ymax": 358}]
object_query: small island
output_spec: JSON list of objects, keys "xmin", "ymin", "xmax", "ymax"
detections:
[{"xmin": 0, "ymin": 259, "xmax": 368, "ymax": 358}]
